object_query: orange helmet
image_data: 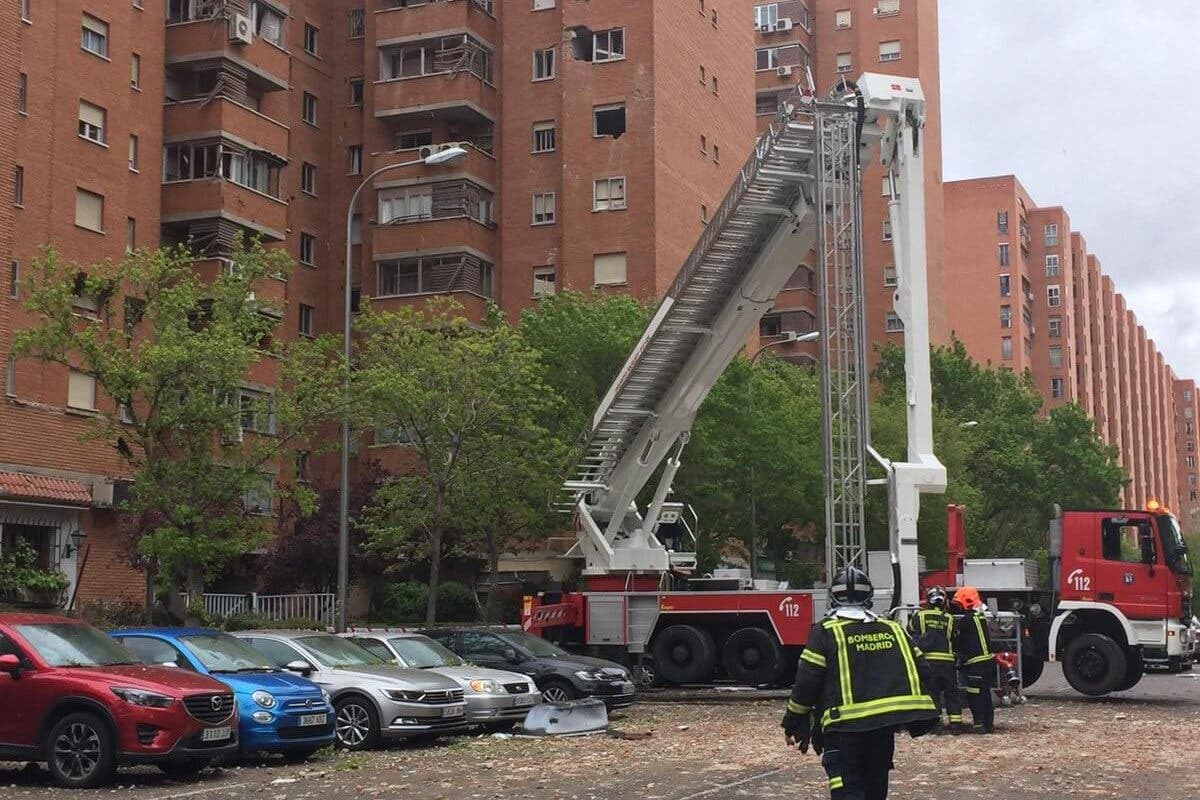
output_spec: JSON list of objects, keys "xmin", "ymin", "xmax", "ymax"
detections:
[{"xmin": 954, "ymin": 586, "xmax": 982, "ymax": 611}]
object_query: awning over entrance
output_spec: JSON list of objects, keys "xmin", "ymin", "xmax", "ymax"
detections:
[{"xmin": 0, "ymin": 471, "xmax": 92, "ymax": 505}]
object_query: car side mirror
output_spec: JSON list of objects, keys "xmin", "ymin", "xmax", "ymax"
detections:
[
  {"xmin": 502, "ymin": 647, "xmax": 521, "ymax": 664},
  {"xmin": 0, "ymin": 654, "xmax": 21, "ymax": 677},
  {"xmin": 285, "ymin": 659, "xmax": 314, "ymax": 677}
]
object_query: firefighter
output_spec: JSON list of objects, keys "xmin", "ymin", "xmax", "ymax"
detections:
[
  {"xmin": 781, "ymin": 567, "xmax": 938, "ymax": 800},
  {"xmin": 908, "ymin": 587, "xmax": 962, "ymax": 734},
  {"xmin": 953, "ymin": 586, "xmax": 996, "ymax": 734}
]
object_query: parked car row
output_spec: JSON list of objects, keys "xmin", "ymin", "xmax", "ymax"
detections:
[{"xmin": 0, "ymin": 613, "xmax": 637, "ymax": 788}]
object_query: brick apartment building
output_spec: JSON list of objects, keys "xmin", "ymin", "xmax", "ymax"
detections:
[
  {"xmin": 1174, "ymin": 380, "xmax": 1200, "ymax": 523},
  {"xmin": 945, "ymin": 175, "xmax": 1186, "ymax": 511}
]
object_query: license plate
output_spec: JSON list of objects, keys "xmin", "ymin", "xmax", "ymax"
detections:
[
  {"xmin": 299, "ymin": 713, "xmax": 327, "ymax": 727},
  {"xmin": 201, "ymin": 726, "xmax": 231, "ymax": 742},
  {"xmin": 442, "ymin": 705, "xmax": 465, "ymax": 718},
  {"xmin": 514, "ymin": 694, "xmax": 538, "ymax": 706}
]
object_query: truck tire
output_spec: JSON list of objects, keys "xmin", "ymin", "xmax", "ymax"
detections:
[
  {"xmin": 1062, "ymin": 633, "xmax": 1127, "ymax": 697},
  {"xmin": 1020, "ymin": 656, "xmax": 1045, "ymax": 689},
  {"xmin": 1115, "ymin": 649, "xmax": 1144, "ymax": 692},
  {"xmin": 722, "ymin": 627, "xmax": 784, "ymax": 686},
  {"xmin": 652, "ymin": 624, "xmax": 716, "ymax": 685}
]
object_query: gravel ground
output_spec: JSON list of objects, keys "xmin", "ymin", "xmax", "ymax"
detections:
[{"xmin": 4, "ymin": 663, "xmax": 1199, "ymax": 799}]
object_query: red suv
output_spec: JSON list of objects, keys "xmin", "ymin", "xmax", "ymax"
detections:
[{"xmin": 0, "ymin": 613, "xmax": 240, "ymax": 788}]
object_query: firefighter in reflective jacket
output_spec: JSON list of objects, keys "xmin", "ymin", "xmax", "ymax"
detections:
[
  {"xmin": 908, "ymin": 587, "xmax": 962, "ymax": 734},
  {"xmin": 781, "ymin": 567, "xmax": 938, "ymax": 800},
  {"xmin": 953, "ymin": 586, "xmax": 996, "ymax": 734}
]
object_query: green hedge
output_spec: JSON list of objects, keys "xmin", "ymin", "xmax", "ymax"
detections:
[{"xmin": 373, "ymin": 580, "xmax": 479, "ymax": 624}]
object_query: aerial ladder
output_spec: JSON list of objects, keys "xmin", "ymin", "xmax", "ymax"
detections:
[{"xmin": 526, "ymin": 75, "xmax": 945, "ymax": 685}]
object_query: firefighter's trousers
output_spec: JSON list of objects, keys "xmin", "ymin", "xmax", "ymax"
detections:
[
  {"xmin": 928, "ymin": 661, "xmax": 962, "ymax": 726},
  {"xmin": 963, "ymin": 662, "xmax": 995, "ymax": 731},
  {"xmin": 820, "ymin": 728, "xmax": 896, "ymax": 800}
]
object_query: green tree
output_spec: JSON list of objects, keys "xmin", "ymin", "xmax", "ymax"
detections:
[
  {"xmin": 11, "ymin": 243, "xmax": 343, "ymax": 611},
  {"xmin": 354, "ymin": 300, "xmax": 563, "ymax": 624}
]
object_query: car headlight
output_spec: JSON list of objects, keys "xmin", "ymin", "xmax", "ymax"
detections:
[
  {"xmin": 383, "ymin": 688, "xmax": 421, "ymax": 702},
  {"xmin": 251, "ymin": 690, "xmax": 277, "ymax": 709},
  {"xmin": 574, "ymin": 670, "xmax": 599, "ymax": 682},
  {"xmin": 468, "ymin": 679, "xmax": 501, "ymax": 694},
  {"xmin": 321, "ymin": 689, "xmax": 332, "ymax": 705},
  {"xmin": 111, "ymin": 687, "xmax": 175, "ymax": 708}
]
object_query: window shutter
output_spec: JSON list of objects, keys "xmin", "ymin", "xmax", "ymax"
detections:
[
  {"xmin": 593, "ymin": 252, "xmax": 627, "ymax": 286},
  {"xmin": 79, "ymin": 101, "xmax": 105, "ymax": 128},
  {"xmin": 82, "ymin": 15, "xmax": 108, "ymax": 36},
  {"xmin": 75, "ymin": 189, "xmax": 104, "ymax": 231},
  {"xmin": 68, "ymin": 370, "xmax": 96, "ymax": 410}
]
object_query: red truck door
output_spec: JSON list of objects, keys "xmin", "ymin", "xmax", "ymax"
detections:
[{"xmin": 1083, "ymin": 513, "xmax": 1171, "ymax": 620}]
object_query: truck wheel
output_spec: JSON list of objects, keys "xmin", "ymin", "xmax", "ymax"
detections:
[
  {"xmin": 1020, "ymin": 656, "xmax": 1045, "ymax": 689},
  {"xmin": 722, "ymin": 627, "xmax": 784, "ymax": 686},
  {"xmin": 651, "ymin": 624, "xmax": 716, "ymax": 685},
  {"xmin": 1115, "ymin": 649, "xmax": 1144, "ymax": 692},
  {"xmin": 1063, "ymin": 633, "xmax": 1127, "ymax": 696}
]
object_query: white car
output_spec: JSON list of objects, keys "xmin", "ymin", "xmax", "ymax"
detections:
[{"xmin": 347, "ymin": 632, "xmax": 541, "ymax": 730}]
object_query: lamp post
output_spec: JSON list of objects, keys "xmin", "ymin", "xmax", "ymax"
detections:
[
  {"xmin": 336, "ymin": 146, "xmax": 468, "ymax": 632},
  {"xmin": 747, "ymin": 330, "xmax": 820, "ymax": 582}
]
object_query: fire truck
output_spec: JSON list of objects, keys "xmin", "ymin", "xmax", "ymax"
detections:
[
  {"xmin": 522, "ymin": 73, "xmax": 946, "ymax": 686},
  {"xmin": 922, "ymin": 505, "xmax": 1194, "ymax": 696}
]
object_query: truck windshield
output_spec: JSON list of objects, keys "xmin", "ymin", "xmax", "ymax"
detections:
[{"xmin": 1157, "ymin": 515, "xmax": 1192, "ymax": 575}]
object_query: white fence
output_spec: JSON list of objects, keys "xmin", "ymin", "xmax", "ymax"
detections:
[{"xmin": 193, "ymin": 592, "xmax": 336, "ymax": 628}]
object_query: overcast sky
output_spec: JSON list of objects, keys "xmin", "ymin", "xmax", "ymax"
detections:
[{"xmin": 939, "ymin": 1, "xmax": 1200, "ymax": 382}]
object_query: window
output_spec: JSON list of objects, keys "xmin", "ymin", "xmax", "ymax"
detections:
[
  {"xmin": 999, "ymin": 305, "xmax": 1012, "ymax": 329},
  {"xmin": 712, "ymin": 8, "xmax": 718, "ymax": 27},
  {"xmin": 130, "ymin": 54, "xmax": 141, "ymax": 89},
  {"xmin": 9, "ymin": 260, "xmax": 18, "ymax": 299},
  {"xmin": 700, "ymin": 204, "xmax": 708, "ymax": 223},
  {"xmin": 533, "ymin": 267, "xmax": 556, "ymax": 298},
  {"xmin": 243, "ymin": 477, "xmax": 274, "ymax": 516},
  {"xmin": 593, "ymin": 177, "xmax": 626, "ymax": 211},
  {"xmin": 302, "ymin": 92, "xmax": 318, "ymax": 125},
  {"xmin": 998, "ymin": 243, "xmax": 1010, "ymax": 267},
  {"xmin": 377, "ymin": 254, "xmax": 493, "ymax": 299},
  {"xmin": 297, "ymin": 233, "xmax": 318, "ymax": 266},
  {"xmin": 593, "ymin": 252, "xmax": 627, "ymax": 286},
  {"xmin": 296, "ymin": 450, "xmax": 310, "ymax": 482},
  {"xmin": 700, "ymin": 65, "xmax": 706, "ymax": 84},
  {"xmin": 534, "ymin": 0, "xmax": 555, "ymax": 9},
  {"xmin": 1045, "ymin": 254, "xmax": 1060, "ymax": 277},
  {"xmin": 1044, "ymin": 223, "xmax": 1059, "ymax": 246},
  {"xmin": 593, "ymin": 29, "xmax": 624, "ymax": 62},
  {"xmin": 397, "ymin": 130, "xmax": 433, "ymax": 150},
  {"xmin": 1049, "ymin": 316, "xmax": 1063, "ymax": 338},
  {"xmin": 532, "ymin": 192, "xmax": 556, "ymax": 225},
  {"xmin": 68, "ymin": 369, "xmax": 96, "ymax": 411},
  {"xmin": 878, "ymin": 40, "xmax": 901, "ymax": 62},
  {"xmin": 1101, "ymin": 517, "xmax": 1150, "ymax": 563},
  {"xmin": 376, "ymin": 426, "xmax": 416, "ymax": 446},
  {"xmin": 81, "ymin": 14, "xmax": 108, "ymax": 58},
  {"xmin": 785, "ymin": 266, "xmax": 815, "ymax": 291},
  {"xmin": 239, "ymin": 388, "xmax": 276, "ymax": 435},
  {"xmin": 17, "ymin": 73, "xmax": 27, "ymax": 114},
  {"xmin": 756, "ymin": 48, "xmax": 779, "ymax": 71},
  {"xmin": 20, "ymin": 0, "xmax": 29, "ymax": 23},
  {"xmin": 128, "ymin": 135, "xmax": 138, "ymax": 171},
  {"xmin": 298, "ymin": 304, "xmax": 314, "ymax": 337},
  {"xmin": 997, "ymin": 211, "xmax": 1008, "ymax": 233},
  {"xmin": 593, "ymin": 104, "xmax": 626, "ymax": 138},
  {"xmin": 882, "ymin": 219, "xmax": 893, "ymax": 241},
  {"xmin": 712, "ymin": 76, "xmax": 719, "ymax": 95},
  {"xmin": 12, "ymin": 166, "xmax": 23, "ymax": 206},
  {"xmin": 533, "ymin": 48, "xmax": 555, "ymax": 81},
  {"xmin": 74, "ymin": 188, "xmax": 103, "ymax": 232},
  {"xmin": 1049, "ymin": 345, "xmax": 1063, "ymax": 369},
  {"xmin": 168, "ymin": 0, "xmax": 224, "ymax": 24},
  {"xmin": 350, "ymin": 214, "xmax": 362, "ymax": 245},
  {"xmin": 1189, "ymin": 456, "xmax": 1197, "ymax": 470},
  {"xmin": 877, "ymin": 0, "xmax": 901, "ymax": 14},
  {"xmin": 755, "ymin": 3, "xmax": 779, "ymax": 29},
  {"xmin": 884, "ymin": 312, "xmax": 904, "ymax": 332},
  {"xmin": 348, "ymin": 8, "xmax": 365, "ymax": 38},
  {"xmin": 883, "ymin": 265, "xmax": 897, "ymax": 287},
  {"xmin": 1047, "ymin": 285, "xmax": 1061, "ymax": 307},
  {"xmin": 125, "ymin": 217, "xmax": 135, "ymax": 252},
  {"xmin": 999, "ymin": 274, "xmax": 1011, "ymax": 297},
  {"xmin": 349, "ymin": 78, "xmax": 364, "ymax": 106},
  {"xmin": 700, "ymin": 135, "xmax": 709, "ymax": 154},
  {"xmin": 881, "ymin": 176, "xmax": 895, "ymax": 197},
  {"xmin": 378, "ymin": 186, "xmax": 432, "ymax": 223},
  {"xmin": 1001, "ymin": 336, "xmax": 1013, "ymax": 361},
  {"xmin": 301, "ymin": 163, "xmax": 317, "ymax": 195},
  {"xmin": 532, "ymin": 121, "xmax": 556, "ymax": 153},
  {"xmin": 5, "ymin": 356, "xmax": 14, "ymax": 397},
  {"xmin": 348, "ymin": 145, "xmax": 362, "ymax": 175},
  {"xmin": 713, "ymin": 144, "xmax": 720, "ymax": 163},
  {"xmin": 303, "ymin": 22, "xmax": 319, "ymax": 56},
  {"xmin": 760, "ymin": 310, "xmax": 815, "ymax": 338},
  {"xmin": 835, "ymin": 53, "xmax": 852, "ymax": 74},
  {"xmin": 78, "ymin": 100, "xmax": 106, "ymax": 144},
  {"xmin": 835, "ymin": 9, "xmax": 851, "ymax": 28}
]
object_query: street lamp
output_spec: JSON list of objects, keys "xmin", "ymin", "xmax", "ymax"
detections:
[
  {"xmin": 336, "ymin": 145, "xmax": 469, "ymax": 632},
  {"xmin": 747, "ymin": 330, "xmax": 820, "ymax": 581}
]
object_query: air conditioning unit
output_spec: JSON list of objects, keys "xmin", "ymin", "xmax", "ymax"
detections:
[
  {"xmin": 230, "ymin": 13, "xmax": 253, "ymax": 45},
  {"xmin": 437, "ymin": 141, "xmax": 464, "ymax": 153},
  {"xmin": 776, "ymin": 18, "xmax": 794, "ymax": 32},
  {"xmin": 418, "ymin": 145, "xmax": 436, "ymax": 160},
  {"xmin": 776, "ymin": 65, "xmax": 794, "ymax": 78},
  {"xmin": 759, "ymin": 23, "xmax": 772, "ymax": 32}
]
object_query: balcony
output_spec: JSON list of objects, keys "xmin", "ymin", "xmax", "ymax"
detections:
[
  {"xmin": 374, "ymin": 0, "xmax": 498, "ymax": 47},
  {"xmin": 165, "ymin": 18, "xmax": 288, "ymax": 91},
  {"xmin": 193, "ymin": 258, "xmax": 287, "ymax": 308},
  {"xmin": 370, "ymin": 143, "xmax": 496, "ymax": 189},
  {"xmin": 164, "ymin": 98, "xmax": 289, "ymax": 159},
  {"xmin": 371, "ymin": 217, "xmax": 496, "ymax": 262},
  {"xmin": 373, "ymin": 71, "xmax": 498, "ymax": 126},
  {"xmin": 162, "ymin": 179, "xmax": 288, "ymax": 241}
]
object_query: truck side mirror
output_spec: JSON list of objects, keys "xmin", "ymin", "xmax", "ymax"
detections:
[{"xmin": 1139, "ymin": 530, "xmax": 1157, "ymax": 566}]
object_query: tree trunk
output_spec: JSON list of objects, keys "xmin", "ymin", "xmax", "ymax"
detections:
[
  {"xmin": 183, "ymin": 565, "xmax": 205, "ymax": 626},
  {"xmin": 484, "ymin": 531, "xmax": 500, "ymax": 623},
  {"xmin": 425, "ymin": 487, "xmax": 445, "ymax": 623}
]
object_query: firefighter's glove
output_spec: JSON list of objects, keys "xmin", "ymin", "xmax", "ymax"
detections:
[{"xmin": 781, "ymin": 707, "xmax": 812, "ymax": 753}]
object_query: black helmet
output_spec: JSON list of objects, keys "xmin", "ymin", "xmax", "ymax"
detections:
[
  {"xmin": 926, "ymin": 587, "xmax": 947, "ymax": 607},
  {"xmin": 830, "ymin": 566, "xmax": 874, "ymax": 608}
]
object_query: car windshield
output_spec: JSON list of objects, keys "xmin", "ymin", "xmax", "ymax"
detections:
[
  {"xmin": 15, "ymin": 623, "xmax": 139, "ymax": 668},
  {"xmin": 297, "ymin": 635, "xmax": 387, "ymax": 668},
  {"xmin": 389, "ymin": 636, "xmax": 464, "ymax": 668},
  {"xmin": 497, "ymin": 630, "xmax": 567, "ymax": 657},
  {"xmin": 1157, "ymin": 514, "xmax": 1193, "ymax": 575},
  {"xmin": 182, "ymin": 633, "xmax": 276, "ymax": 673}
]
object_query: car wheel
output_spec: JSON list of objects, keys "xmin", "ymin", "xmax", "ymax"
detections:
[
  {"xmin": 634, "ymin": 661, "xmax": 657, "ymax": 688},
  {"xmin": 540, "ymin": 679, "xmax": 578, "ymax": 704},
  {"xmin": 45, "ymin": 712, "xmax": 117, "ymax": 789},
  {"xmin": 334, "ymin": 696, "xmax": 380, "ymax": 751},
  {"xmin": 1062, "ymin": 633, "xmax": 1127, "ymax": 697},
  {"xmin": 156, "ymin": 758, "xmax": 213, "ymax": 778}
]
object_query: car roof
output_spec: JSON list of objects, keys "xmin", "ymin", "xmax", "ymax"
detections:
[
  {"xmin": 230, "ymin": 629, "xmax": 329, "ymax": 640},
  {"xmin": 0, "ymin": 613, "xmax": 79, "ymax": 625},
  {"xmin": 111, "ymin": 627, "xmax": 223, "ymax": 637}
]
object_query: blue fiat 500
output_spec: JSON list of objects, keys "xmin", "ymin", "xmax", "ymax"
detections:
[{"xmin": 111, "ymin": 628, "xmax": 335, "ymax": 762}]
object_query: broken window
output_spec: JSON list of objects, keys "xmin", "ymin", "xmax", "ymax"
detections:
[
  {"xmin": 592, "ymin": 28, "xmax": 625, "ymax": 62},
  {"xmin": 593, "ymin": 104, "xmax": 626, "ymax": 138}
]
